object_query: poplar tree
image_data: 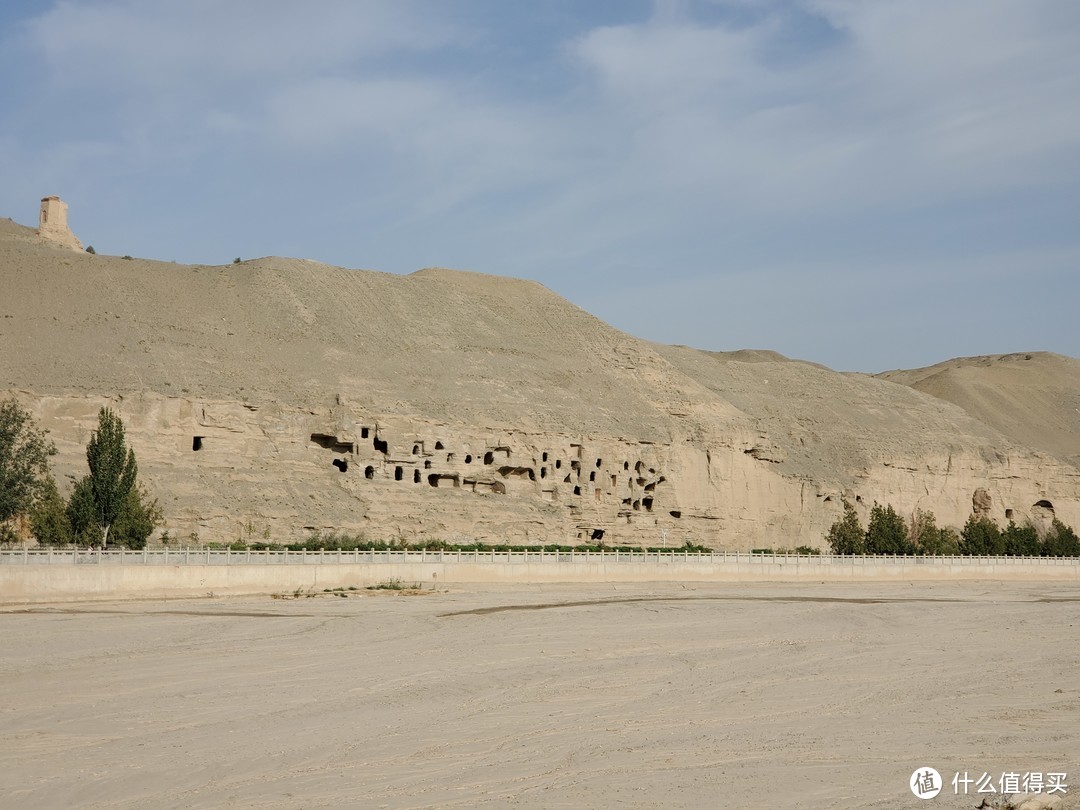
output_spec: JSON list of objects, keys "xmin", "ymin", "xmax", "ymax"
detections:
[{"xmin": 85, "ymin": 407, "xmax": 138, "ymax": 548}]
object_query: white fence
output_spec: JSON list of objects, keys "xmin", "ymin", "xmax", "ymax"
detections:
[{"xmin": 1, "ymin": 548, "xmax": 1078, "ymax": 567}]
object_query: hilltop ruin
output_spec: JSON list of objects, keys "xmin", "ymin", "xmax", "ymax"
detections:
[{"xmin": 36, "ymin": 196, "xmax": 83, "ymax": 251}]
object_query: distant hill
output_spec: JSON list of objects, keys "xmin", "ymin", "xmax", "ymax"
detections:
[{"xmin": 878, "ymin": 353, "xmax": 1080, "ymax": 471}]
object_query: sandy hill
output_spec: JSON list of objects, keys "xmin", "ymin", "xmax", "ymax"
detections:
[
  {"xmin": 0, "ymin": 217, "xmax": 740, "ymax": 439},
  {"xmin": 2, "ymin": 215, "xmax": 1078, "ymax": 547},
  {"xmin": 878, "ymin": 353, "xmax": 1080, "ymax": 470}
]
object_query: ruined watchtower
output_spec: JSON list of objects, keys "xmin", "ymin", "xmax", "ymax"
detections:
[{"xmin": 38, "ymin": 196, "xmax": 83, "ymax": 251}]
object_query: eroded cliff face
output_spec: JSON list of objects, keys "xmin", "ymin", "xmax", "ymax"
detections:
[{"xmin": 17, "ymin": 392, "xmax": 1079, "ymax": 549}]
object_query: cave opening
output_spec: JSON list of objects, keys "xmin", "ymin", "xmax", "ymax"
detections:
[
  {"xmin": 428, "ymin": 473, "xmax": 461, "ymax": 488},
  {"xmin": 414, "ymin": 469, "xmax": 421, "ymax": 483},
  {"xmin": 311, "ymin": 434, "xmax": 354, "ymax": 453},
  {"xmin": 364, "ymin": 466, "xmax": 375, "ymax": 479},
  {"xmin": 332, "ymin": 459, "xmax": 348, "ymax": 473},
  {"xmin": 590, "ymin": 529, "xmax": 605, "ymax": 541},
  {"xmin": 373, "ymin": 435, "xmax": 388, "ymax": 454},
  {"xmin": 192, "ymin": 436, "xmax": 204, "ymax": 451},
  {"xmin": 642, "ymin": 497, "xmax": 654, "ymax": 512},
  {"xmin": 394, "ymin": 466, "xmax": 403, "ymax": 481},
  {"xmin": 435, "ymin": 441, "xmax": 444, "ymax": 450}
]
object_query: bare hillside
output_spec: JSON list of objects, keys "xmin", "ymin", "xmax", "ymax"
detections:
[
  {"xmin": 0, "ymin": 218, "xmax": 743, "ymax": 439},
  {"xmin": 878, "ymin": 352, "xmax": 1080, "ymax": 470}
]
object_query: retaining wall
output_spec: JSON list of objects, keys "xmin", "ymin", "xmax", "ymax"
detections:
[{"xmin": 1, "ymin": 551, "xmax": 1078, "ymax": 604}]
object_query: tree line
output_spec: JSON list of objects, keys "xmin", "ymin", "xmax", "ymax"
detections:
[
  {"xmin": 0, "ymin": 399, "xmax": 160, "ymax": 549},
  {"xmin": 825, "ymin": 501, "xmax": 1080, "ymax": 556}
]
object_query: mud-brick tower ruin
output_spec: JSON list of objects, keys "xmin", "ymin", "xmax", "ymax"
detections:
[{"xmin": 37, "ymin": 196, "xmax": 83, "ymax": 251}]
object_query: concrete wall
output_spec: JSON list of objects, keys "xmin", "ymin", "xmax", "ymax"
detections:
[{"xmin": 2, "ymin": 556, "xmax": 1078, "ymax": 604}]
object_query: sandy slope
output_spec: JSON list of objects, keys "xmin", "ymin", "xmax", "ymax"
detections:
[
  {"xmin": 2, "ymin": 583, "xmax": 1077, "ymax": 809},
  {"xmin": 879, "ymin": 353, "xmax": 1080, "ymax": 471}
]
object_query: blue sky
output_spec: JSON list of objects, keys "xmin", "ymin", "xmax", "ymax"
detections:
[{"xmin": 2, "ymin": 0, "xmax": 1078, "ymax": 371}]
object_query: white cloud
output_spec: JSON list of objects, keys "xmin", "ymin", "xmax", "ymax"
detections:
[{"xmin": 27, "ymin": 0, "xmax": 459, "ymax": 92}]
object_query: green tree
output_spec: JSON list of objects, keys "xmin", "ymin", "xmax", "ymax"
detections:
[
  {"xmin": 85, "ymin": 408, "xmax": 138, "ymax": 548},
  {"xmin": 1002, "ymin": 521, "xmax": 1039, "ymax": 556},
  {"xmin": 910, "ymin": 509, "xmax": 959, "ymax": 555},
  {"xmin": 826, "ymin": 500, "xmax": 865, "ymax": 555},
  {"xmin": 29, "ymin": 475, "xmax": 73, "ymax": 547},
  {"xmin": 1041, "ymin": 519, "xmax": 1080, "ymax": 557},
  {"xmin": 68, "ymin": 476, "xmax": 103, "ymax": 547},
  {"xmin": 108, "ymin": 485, "xmax": 163, "ymax": 550},
  {"xmin": 934, "ymin": 526, "xmax": 962, "ymax": 556},
  {"xmin": 68, "ymin": 476, "xmax": 161, "ymax": 550},
  {"xmin": 0, "ymin": 398, "xmax": 56, "ymax": 541},
  {"xmin": 959, "ymin": 515, "xmax": 1004, "ymax": 555},
  {"xmin": 866, "ymin": 503, "xmax": 913, "ymax": 555}
]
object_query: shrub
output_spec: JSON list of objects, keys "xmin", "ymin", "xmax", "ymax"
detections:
[
  {"xmin": 959, "ymin": 515, "xmax": 1004, "ymax": 555},
  {"xmin": 910, "ymin": 510, "xmax": 960, "ymax": 555},
  {"xmin": 29, "ymin": 475, "xmax": 72, "ymax": 547},
  {"xmin": 1002, "ymin": 521, "xmax": 1039, "ymax": 556},
  {"xmin": 1042, "ymin": 519, "xmax": 1080, "ymax": 557},
  {"xmin": 826, "ymin": 500, "xmax": 865, "ymax": 554},
  {"xmin": 866, "ymin": 503, "xmax": 913, "ymax": 554}
]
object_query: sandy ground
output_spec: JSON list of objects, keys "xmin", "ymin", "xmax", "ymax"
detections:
[{"xmin": 1, "ymin": 581, "xmax": 1078, "ymax": 809}]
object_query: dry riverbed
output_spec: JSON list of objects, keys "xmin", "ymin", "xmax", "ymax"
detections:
[{"xmin": 1, "ymin": 581, "xmax": 1078, "ymax": 809}]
